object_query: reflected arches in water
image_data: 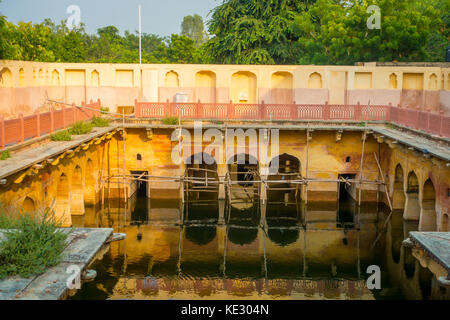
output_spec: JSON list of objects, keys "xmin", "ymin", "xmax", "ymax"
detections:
[{"xmin": 185, "ymin": 225, "xmax": 217, "ymax": 245}]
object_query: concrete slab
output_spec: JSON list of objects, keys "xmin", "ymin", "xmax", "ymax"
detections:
[
  {"xmin": 0, "ymin": 126, "xmax": 115, "ymax": 179},
  {"xmin": 409, "ymin": 232, "xmax": 450, "ymax": 273}
]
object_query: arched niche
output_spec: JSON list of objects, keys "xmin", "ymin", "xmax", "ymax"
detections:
[
  {"xmin": 389, "ymin": 73, "xmax": 398, "ymax": 89},
  {"xmin": 404, "ymin": 171, "xmax": 420, "ymax": 220},
  {"xmin": 22, "ymin": 197, "xmax": 36, "ymax": 213},
  {"xmin": 52, "ymin": 70, "xmax": 60, "ymax": 86},
  {"xmin": 270, "ymin": 72, "xmax": 293, "ymax": 104},
  {"xmin": 195, "ymin": 71, "xmax": 216, "ymax": 103},
  {"xmin": 428, "ymin": 73, "xmax": 438, "ymax": 90},
  {"xmin": 419, "ymin": 179, "xmax": 437, "ymax": 231},
  {"xmin": 91, "ymin": 70, "xmax": 100, "ymax": 87},
  {"xmin": 308, "ymin": 72, "xmax": 323, "ymax": 89},
  {"xmin": 0, "ymin": 67, "xmax": 13, "ymax": 87},
  {"xmin": 165, "ymin": 70, "xmax": 179, "ymax": 87},
  {"xmin": 231, "ymin": 71, "xmax": 257, "ymax": 103}
]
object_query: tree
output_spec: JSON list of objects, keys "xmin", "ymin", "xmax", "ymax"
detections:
[
  {"xmin": 205, "ymin": 0, "xmax": 308, "ymax": 64},
  {"xmin": 292, "ymin": 0, "xmax": 443, "ymax": 64},
  {"xmin": 181, "ymin": 14, "xmax": 208, "ymax": 47},
  {"xmin": 167, "ymin": 34, "xmax": 198, "ymax": 63}
]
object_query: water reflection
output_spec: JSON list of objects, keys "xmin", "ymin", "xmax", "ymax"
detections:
[{"xmin": 71, "ymin": 193, "xmax": 411, "ymax": 300}]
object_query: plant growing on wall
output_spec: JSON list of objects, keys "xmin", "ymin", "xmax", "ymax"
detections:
[
  {"xmin": 50, "ymin": 130, "xmax": 72, "ymax": 141},
  {"xmin": 0, "ymin": 207, "xmax": 69, "ymax": 279}
]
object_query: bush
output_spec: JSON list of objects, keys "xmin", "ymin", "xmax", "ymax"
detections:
[
  {"xmin": 69, "ymin": 121, "xmax": 93, "ymax": 135},
  {"xmin": 100, "ymin": 107, "xmax": 110, "ymax": 115},
  {"xmin": 162, "ymin": 116, "xmax": 180, "ymax": 125},
  {"xmin": 90, "ymin": 116, "xmax": 109, "ymax": 127},
  {"xmin": 50, "ymin": 130, "xmax": 72, "ymax": 141},
  {"xmin": 0, "ymin": 150, "xmax": 11, "ymax": 160},
  {"xmin": 0, "ymin": 208, "xmax": 69, "ymax": 279}
]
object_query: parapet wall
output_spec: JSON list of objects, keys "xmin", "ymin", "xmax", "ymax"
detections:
[{"xmin": 0, "ymin": 60, "xmax": 449, "ymax": 117}]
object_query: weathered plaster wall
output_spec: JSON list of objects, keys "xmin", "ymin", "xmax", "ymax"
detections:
[{"xmin": 1, "ymin": 61, "xmax": 449, "ymax": 118}]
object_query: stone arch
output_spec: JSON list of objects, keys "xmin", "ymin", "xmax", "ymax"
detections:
[
  {"xmin": 428, "ymin": 73, "xmax": 438, "ymax": 90},
  {"xmin": 231, "ymin": 71, "xmax": 257, "ymax": 103},
  {"xmin": 91, "ymin": 70, "xmax": 100, "ymax": 87},
  {"xmin": 71, "ymin": 166, "xmax": 84, "ymax": 215},
  {"xmin": 419, "ymin": 179, "xmax": 437, "ymax": 231},
  {"xmin": 268, "ymin": 153, "xmax": 301, "ymax": 175},
  {"xmin": 22, "ymin": 197, "xmax": 36, "ymax": 213},
  {"xmin": 0, "ymin": 67, "xmax": 13, "ymax": 87},
  {"xmin": 227, "ymin": 153, "xmax": 259, "ymax": 186},
  {"xmin": 19, "ymin": 68, "xmax": 25, "ymax": 87},
  {"xmin": 404, "ymin": 171, "xmax": 420, "ymax": 220},
  {"xmin": 84, "ymin": 159, "xmax": 97, "ymax": 206},
  {"xmin": 392, "ymin": 164, "xmax": 405, "ymax": 210},
  {"xmin": 270, "ymin": 71, "xmax": 293, "ymax": 104},
  {"xmin": 165, "ymin": 70, "xmax": 179, "ymax": 87},
  {"xmin": 308, "ymin": 72, "xmax": 322, "ymax": 89},
  {"xmin": 52, "ymin": 69, "xmax": 60, "ymax": 86},
  {"xmin": 195, "ymin": 71, "xmax": 216, "ymax": 103},
  {"xmin": 389, "ymin": 73, "xmax": 398, "ymax": 89},
  {"xmin": 185, "ymin": 152, "xmax": 218, "ymax": 201},
  {"xmin": 55, "ymin": 173, "xmax": 71, "ymax": 226}
]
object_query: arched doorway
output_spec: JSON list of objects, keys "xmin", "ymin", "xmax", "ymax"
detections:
[
  {"xmin": 71, "ymin": 166, "xmax": 85, "ymax": 215},
  {"xmin": 185, "ymin": 152, "xmax": 219, "ymax": 201},
  {"xmin": 392, "ymin": 164, "xmax": 405, "ymax": 210},
  {"xmin": 22, "ymin": 197, "xmax": 36, "ymax": 213},
  {"xmin": 420, "ymin": 179, "xmax": 437, "ymax": 231},
  {"xmin": 267, "ymin": 153, "xmax": 301, "ymax": 203},
  {"xmin": 84, "ymin": 159, "xmax": 97, "ymax": 205},
  {"xmin": 55, "ymin": 173, "xmax": 71, "ymax": 226},
  {"xmin": 404, "ymin": 171, "xmax": 420, "ymax": 220}
]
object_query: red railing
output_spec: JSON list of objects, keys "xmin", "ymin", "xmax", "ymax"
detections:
[
  {"xmin": 135, "ymin": 100, "xmax": 450, "ymax": 138},
  {"xmin": 0, "ymin": 99, "xmax": 101, "ymax": 149}
]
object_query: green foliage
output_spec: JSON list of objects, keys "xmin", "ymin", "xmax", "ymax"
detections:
[
  {"xmin": 90, "ymin": 116, "xmax": 110, "ymax": 127},
  {"xmin": 162, "ymin": 116, "xmax": 181, "ymax": 125},
  {"xmin": 0, "ymin": 1, "xmax": 447, "ymax": 64},
  {"xmin": 0, "ymin": 150, "xmax": 10, "ymax": 160},
  {"xmin": 68, "ymin": 121, "xmax": 93, "ymax": 135},
  {"xmin": 50, "ymin": 130, "xmax": 72, "ymax": 141},
  {"xmin": 0, "ymin": 207, "xmax": 69, "ymax": 279},
  {"xmin": 100, "ymin": 107, "xmax": 110, "ymax": 114},
  {"xmin": 181, "ymin": 14, "xmax": 208, "ymax": 47}
]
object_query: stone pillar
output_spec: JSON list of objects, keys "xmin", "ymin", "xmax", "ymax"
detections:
[
  {"xmin": 259, "ymin": 164, "xmax": 268, "ymax": 204},
  {"xmin": 404, "ymin": 193, "xmax": 420, "ymax": 220},
  {"xmin": 218, "ymin": 199, "xmax": 225, "ymax": 225},
  {"xmin": 217, "ymin": 163, "xmax": 228, "ymax": 200}
]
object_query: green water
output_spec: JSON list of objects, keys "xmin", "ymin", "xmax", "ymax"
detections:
[{"xmin": 70, "ymin": 192, "xmax": 422, "ymax": 300}]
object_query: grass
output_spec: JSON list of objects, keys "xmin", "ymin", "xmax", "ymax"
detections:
[
  {"xmin": 50, "ymin": 130, "xmax": 72, "ymax": 141},
  {"xmin": 162, "ymin": 116, "xmax": 181, "ymax": 125},
  {"xmin": 68, "ymin": 121, "xmax": 93, "ymax": 135},
  {"xmin": 0, "ymin": 150, "xmax": 11, "ymax": 160},
  {"xmin": 90, "ymin": 116, "xmax": 109, "ymax": 127},
  {"xmin": 0, "ymin": 207, "xmax": 69, "ymax": 279}
]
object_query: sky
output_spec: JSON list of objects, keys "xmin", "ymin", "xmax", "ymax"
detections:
[{"xmin": 0, "ymin": 0, "xmax": 219, "ymax": 36}]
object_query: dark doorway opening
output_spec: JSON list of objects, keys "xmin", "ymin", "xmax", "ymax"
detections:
[
  {"xmin": 130, "ymin": 170, "xmax": 148, "ymax": 222},
  {"xmin": 338, "ymin": 174, "xmax": 356, "ymax": 226}
]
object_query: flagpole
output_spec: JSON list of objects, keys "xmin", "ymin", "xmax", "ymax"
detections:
[{"xmin": 138, "ymin": 4, "xmax": 142, "ymax": 65}]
